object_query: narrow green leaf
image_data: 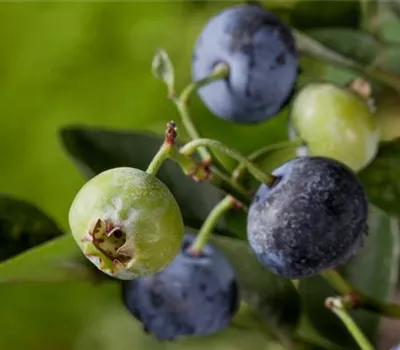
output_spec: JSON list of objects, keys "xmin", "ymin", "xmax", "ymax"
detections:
[
  {"xmin": 0, "ymin": 194, "xmax": 64, "ymax": 262},
  {"xmin": 151, "ymin": 48, "xmax": 175, "ymax": 95},
  {"xmin": 294, "ymin": 29, "xmax": 400, "ymax": 91},
  {"xmin": 0, "ymin": 234, "xmax": 105, "ymax": 283},
  {"xmin": 290, "ymin": 0, "xmax": 360, "ymax": 29},
  {"xmin": 306, "ymin": 28, "xmax": 381, "ymax": 66},
  {"xmin": 294, "ymin": 29, "xmax": 361, "ymax": 71},
  {"xmin": 358, "ymin": 139, "xmax": 400, "ymax": 216},
  {"xmin": 59, "ymin": 126, "xmax": 246, "ymax": 239},
  {"xmin": 299, "ymin": 204, "xmax": 400, "ymax": 348}
]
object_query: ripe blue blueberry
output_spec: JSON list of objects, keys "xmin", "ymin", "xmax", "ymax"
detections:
[
  {"xmin": 192, "ymin": 4, "xmax": 299, "ymax": 123},
  {"xmin": 122, "ymin": 233, "xmax": 239, "ymax": 341},
  {"xmin": 247, "ymin": 156, "xmax": 368, "ymax": 279}
]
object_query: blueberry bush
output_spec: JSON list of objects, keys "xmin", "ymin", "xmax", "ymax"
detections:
[{"xmin": 3, "ymin": 1, "xmax": 400, "ymax": 350}]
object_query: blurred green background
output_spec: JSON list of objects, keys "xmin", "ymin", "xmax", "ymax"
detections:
[{"xmin": 2, "ymin": 1, "xmax": 400, "ymax": 350}]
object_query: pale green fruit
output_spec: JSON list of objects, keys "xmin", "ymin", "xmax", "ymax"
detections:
[
  {"xmin": 69, "ymin": 167, "xmax": 184, "ymax": 280},
  {"xmin": 375, "ymin": 92, "xmax": 400, "ymax": 142},
  {"xmin": 289, "ymin": 82, "xmax": 380, "ymax": 171}
]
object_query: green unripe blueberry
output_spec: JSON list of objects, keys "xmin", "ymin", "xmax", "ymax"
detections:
[
  {"xmin": 68, "ymin": 167, "xmax": 184, "ymax": 280},
  {"xmin": 288, "ymin": 82, "xmax": 380, "ymax": 171}
]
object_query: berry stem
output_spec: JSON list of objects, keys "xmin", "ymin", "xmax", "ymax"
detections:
[
  {"xmin": 232, "ymin": 138, "xmax": 304, "ymax": 182},
  {"xmin": 173, "ymin": 62, "xmax": 231, "ymax": 169},
  {"xmin": 149, "ymin": 122, "xmax": 251, "ymax": 204},
  {"xmin": 169, "ymin": 147, "xmax": 210, "ymax": 181},
  {"xmin": 320, "ymin": 269, "xmax": 353, "ymax": 294},
  {"xmin": 146, "ymin": 142, "xmax": 172, "ymax": 176},
  {"xmin": 179, "ymin": 62, "xmax": 229, "ymax": 104},
  {"xmin": 146, "ymin": 121, "xmax": 177, "ymax": 176},
  {"xmin": 189, "ymin": 195, "xmax": 235, "ymax": 254},
  {"xmin": 180, "ymin": 138, "xmax": 277, "ymax": 186},
  {"xmin": 325, "ymin": 297, "xmax": 374, "ymax": 350},
  {"xmin": 211, "ymin": 167, "xmax": 252, "ymax": 205},
  {"xmin": 321, "ymin": 269, "xmax": 400, "ymax": 318}
]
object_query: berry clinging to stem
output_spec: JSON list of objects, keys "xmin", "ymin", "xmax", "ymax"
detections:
[
  {"xmin": 247, "ymin": 156, "xmax": 368, "ymax": 279},
  {"xmin": 192, "ymin": 4, "xmax": 299, "ymax": 123},
  {"xmin": 288, "ymin": 82, "xmax": 380, "ymax": 171},
  {"xmin": 68, "ymin": 167, "xmax": 184, "ymax": 280}
]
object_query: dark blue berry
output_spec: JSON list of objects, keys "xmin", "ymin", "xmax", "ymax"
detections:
[
  {"xmin": 122, "ymin": 234, "xmax": 239, "ymax": 341},
  {"xmin": 247, "ymin": 156, "xmax": 368, "ymax": 278},
  {"xmin": 192, "ymin": 4, "xmax": 299, "ymax": 124}
]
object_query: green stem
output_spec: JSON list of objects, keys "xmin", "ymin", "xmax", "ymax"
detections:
[
  {"xmin": 321, "ymin": 269, "xmax": 400, "ymax": 318},
  {"xmin": 166, "ymin": 147, "xmax": 251, "ymax": 205},
  {"xmin": 190, "ymin": 196, "xmax": 234, "ymax": 253},
  {"xmin": 320, "ymin": 269, "xmax": 353, "ymax": 295},
  {"xmin": 146, "ymin": 142, "xmax": 171, "ymax": 176},
  {"xmin": 179, "ymin": 62, "xmax": 229, "ymax": 104},
  {"xmin": 174, "ymin": 100, "xmax": 210, "ymax": 161},
  {"xmin": 169, "ymin": 147, "xmax": 208, "ymax": 180},
  {"xmin": 174, "ymin": 62, "xmax": 230, "ymax": 163},
  {"xmin": 211, "ymin": 166, "xmax": 252, "ymax": 205},
  {"xmin": 357, "ymin": 292, "xmax": 400, "ymax": 318},
  {"xmin": 233, "ymin": 138, "xmax": 303, "ymax": 182},
  {"xmin": 326, "ymin": 297, "xmax": 375, "ymax": 350},
  {"xmin": 180, "ymin": 138, "xmax": 277, "ymax": 186}
]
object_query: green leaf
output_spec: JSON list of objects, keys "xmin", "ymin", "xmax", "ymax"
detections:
[
  {"xmin": 59, "ymin": 126, "xmax": 243, "ymax": 236},
  {"xmin": 290, "ymin": 0, "xmax": 360, "ymax": 29},
  {"xmin": 306, "ymin": 28, "xmax": 381, "ymax": 66},
  {"xmin": 151, "ymin": 48, "xmax": 175, "ymax": 96},
  {"xmin": 208, "ymin": 233, "xmax": 301, "ymax": 340},
  {"xmin": 299, "ymin": 204, "xmax": 400, "ymax": 348},
  {"xmin": 294, "ymin": 29, "xmax": 362, "ymax": 71},
  {"xmin": 294, "ymin": 29, "xmax": 400, "ymax": 91},
  {"xmin": 0, "ymin": 194, "xmax": 64, "ymax": 262},
  {"xmin": 0, "ymin": 234, "xmax": 105, "ymax": 283},
  {"xmin": 358, "ymin": 139, "xmax": 400, "ymax": 216},
  {"xmin": 75, "ymin": 294, "xmax": 278, "ymax": 350},
  {"xmin": 0, "ymin": 274, "xmax": 276, "ymax": 350},
  {"xmin": 0, "ymin": 230, "xmax": 301, "ymax": 344}
]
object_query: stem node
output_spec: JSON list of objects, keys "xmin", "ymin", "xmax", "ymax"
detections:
[{"xmin": 165, "ymin": 120, "xmax": 178, "ymax": 146}]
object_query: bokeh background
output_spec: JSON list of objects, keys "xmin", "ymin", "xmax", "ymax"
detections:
[{"xmin": 2, "ymin": 1, "xmax": 400, "ymax": 350}]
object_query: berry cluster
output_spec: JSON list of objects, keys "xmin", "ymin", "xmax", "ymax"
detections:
[{"xmin": 68, "ymin": 3, "xmax": 380, "ymax": 343}]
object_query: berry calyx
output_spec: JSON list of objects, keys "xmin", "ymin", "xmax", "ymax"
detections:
[
  {"xmin": 288, "ymin": 82, "xmax": 380, "ymax": 171},
  {"xmin": 247, "ymin": 156, "xmax": 368, "ymax": 279},
  {"xmin": 122, "ymin": 233, "xmax": 240, "ymax": 341},
  {"xmin": 69, "ymin": 167, "xmax": 184, "ymax": 280}
]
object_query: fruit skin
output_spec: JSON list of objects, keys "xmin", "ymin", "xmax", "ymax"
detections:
[
  {"xmin": 289, "ymin": 82, "xmax": 380, "ymax": 172},
  {"xmin": 247, "ymin": 156, "xmax": 368, "ymax": 279},
  {"xmin": 122, "ymin": 233, "xmax": 240, "ymax": 341},
  {"xmin": 68, "ymin": 167, "xmax": 184, "ymax": 280},
  {"xmin": 192, "ymin": 4, "xmax": 299, "ymax": 124}
]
